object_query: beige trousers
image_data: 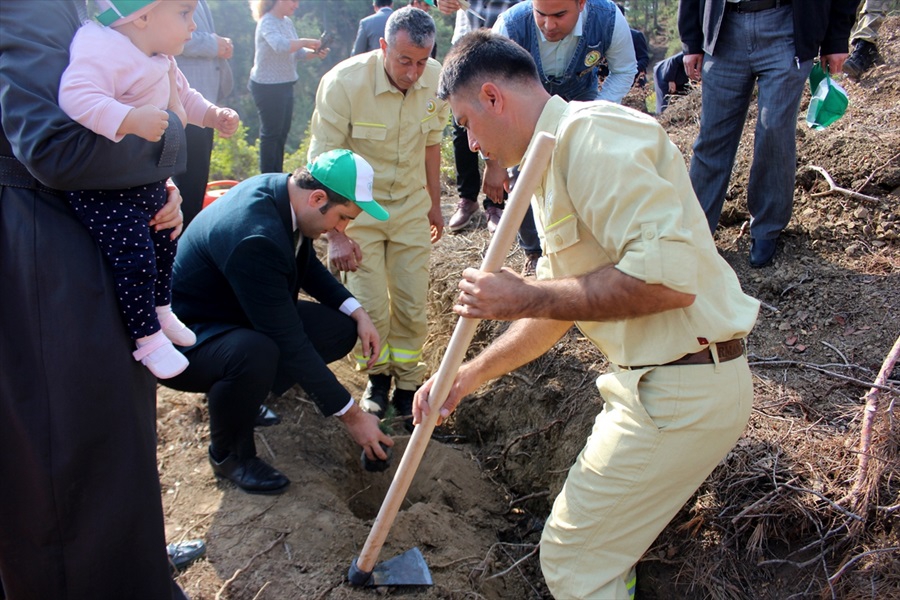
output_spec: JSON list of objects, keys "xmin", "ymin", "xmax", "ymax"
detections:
[
  {"xmin": 342, "ymin": 189, "xmax": 432, "ymax": 390},
  {"xmin": 851, "ymin": 0, "xmax": 890, "ymax": 43},
  {"xmin": 540, "ymin": 353, "xmax": 753, "ymax": 599}
]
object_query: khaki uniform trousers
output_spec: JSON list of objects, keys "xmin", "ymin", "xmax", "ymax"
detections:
[
  {"xmin": 540, "ymin": 353, "xmax": 753, "ymax": 599},
  {"xmin": 851, "ymin": 0, "xmax": 889, "ymax": 43},
  {"xmin": 343, "ymin": 189, "xmax": 431, "ymax": 390}
]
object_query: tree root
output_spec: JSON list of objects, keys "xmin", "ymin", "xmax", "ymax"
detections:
[{"xmin": 801, "ymin": 165, "xmax": 882, "ymax": 202}]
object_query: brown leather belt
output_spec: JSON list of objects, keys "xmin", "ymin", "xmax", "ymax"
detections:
[
  {"xmin": 623, "ymin": 339, "xmax": 745, "ymax": 370},
  {"xmin": 726, "ymin": 0, "xmax": 791, "ymax": 14}
]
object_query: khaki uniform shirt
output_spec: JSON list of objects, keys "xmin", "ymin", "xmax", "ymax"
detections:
[
  {"xmin": 527, "ymin": 96, "xmax": 759, "ymax": 366},
  {"xmin": 308, "ymin": 50, "xmax": 449, "ymax": 203}
]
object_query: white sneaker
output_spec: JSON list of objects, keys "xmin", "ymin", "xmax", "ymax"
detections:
[
  {"xmin": 158, "ymin": 308, "xmax": 196, "ymax": 346},
  {"xmin": 133, "ymin": 332, "xmax": 188, "ymax": 379}
]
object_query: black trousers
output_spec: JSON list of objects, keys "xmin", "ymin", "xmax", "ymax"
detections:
[
  {"xmin": 165, "ymin": 301, "xmax": 357, "ymax": 460},
  {"xmin": 172, "ymin": 124, "xmax": 214, "ymax": 228},
  {"xmin": 452, "ymin": 120, "xmax": 481, "ymax": 202},
  {"xmin": 249, "ymin": 80, "xmax": 294, "ymax": 174},
  {"xmin": 0, "ymin": 185, "xmax": 183, "ymax": 599}
]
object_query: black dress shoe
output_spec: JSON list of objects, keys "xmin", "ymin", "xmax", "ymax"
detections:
[
  {"xmin": 167, "ymin": 539, "xmax": 206, "ymax": 573},
  {"xmin": 254, "ymin": 403, "xmax": 281, "ymax": 427},
  {"xmin": 359, "ymin": 374, "xmax": 392, "ymax": 418},
  {"xmin": 749, "ymin": 238, "xmax": 777, "ymax": 268},
  {"xmin": 208, "ymin": 450, "xmax": 289, "ymax": 495}
]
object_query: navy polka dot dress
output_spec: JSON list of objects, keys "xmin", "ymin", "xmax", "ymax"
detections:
[{"xmin": 67, "ymin": 180, "xmax": 175, "ymax": 340}]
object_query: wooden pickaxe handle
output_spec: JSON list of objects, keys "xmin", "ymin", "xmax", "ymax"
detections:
[{"xmin": 350, "ymin": 132, "xmax": 556, "ymax": 582}]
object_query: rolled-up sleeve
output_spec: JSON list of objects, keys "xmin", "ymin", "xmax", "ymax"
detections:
[{"xmin": 560, "ymin": 109, "xmax": 699, "ymax": 295}]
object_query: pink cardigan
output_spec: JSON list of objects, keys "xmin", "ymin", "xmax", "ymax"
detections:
[{"xmin": 60, "ymin": 21, "xmax": 213, "ymax": 142}]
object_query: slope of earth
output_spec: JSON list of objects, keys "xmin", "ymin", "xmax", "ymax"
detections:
[{"xmin": 158, "ymin": 18, "xmax": 899, "ymax": 600}]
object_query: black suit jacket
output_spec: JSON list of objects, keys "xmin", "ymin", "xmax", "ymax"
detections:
[{"xmin": 172, "ymin": 173, "xmax": 355, "ymax": 415}]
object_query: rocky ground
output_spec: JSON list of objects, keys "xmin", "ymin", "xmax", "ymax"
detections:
[{"xmin": 157, "ymin": 19, "xmax": 899, "ymax": 600}]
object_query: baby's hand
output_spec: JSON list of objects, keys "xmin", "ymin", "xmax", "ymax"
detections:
[
  {"xmin": 119, "ymin": 105, "xmax": 169, "ymax": 142},
  {"xmin": 212, "ymin": 107, "xmax": 240, "ymax": 138}
]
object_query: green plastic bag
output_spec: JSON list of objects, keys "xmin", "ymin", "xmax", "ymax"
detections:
[{"xmin": 806, "ymin": 62, "xmax": 849, "ymax": 130}]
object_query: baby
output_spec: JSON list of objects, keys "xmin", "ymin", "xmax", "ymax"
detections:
[{"xmin": 59, "ymin": 0, "xmax": 240, "ymax": 378}]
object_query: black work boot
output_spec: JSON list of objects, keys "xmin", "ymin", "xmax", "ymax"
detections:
[
  {"xmin": 843, "ymin": 40, "xmax": 880, "ymax": 80},
  {"xmin": 359, "ymin": 374, "xmax": 392, "ymax": 417},
  {"xmin": 391, "ymin": 387, "xmax": 417, "ymax": 433}
]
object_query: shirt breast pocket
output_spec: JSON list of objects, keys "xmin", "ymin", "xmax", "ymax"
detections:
[
  {"xmin": 351, "ymin": 123, "xmax": 388, "ymax": 141},
  {"xmin": 420, "ymin": 115, "xmax": 441, "ymax": 136},
  {"xmin": 543, "ymin": 214, "xmax": 580, "ymax": 255}
]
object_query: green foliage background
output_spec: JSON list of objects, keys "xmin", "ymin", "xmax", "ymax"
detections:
[{"xmin": 208, "ymin": 0, "xmax": 455, "ymax": 181}]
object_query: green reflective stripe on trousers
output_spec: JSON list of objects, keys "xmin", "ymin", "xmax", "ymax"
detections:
[
  {"xmin": 391, "ymin": 347, "xmax": 422, "ymax": 364},
  {"xmin": 354, "ymin": 344, "xmax": 390, "ymax": 368},
  {"xmin": 626, "ymin": 570, "xmax": 637, "ymax": 599}
]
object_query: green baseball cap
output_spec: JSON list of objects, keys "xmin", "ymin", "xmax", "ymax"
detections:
[
  {"xmin": 96, "ymin": 0, "xmax": 160, "ymax": 27},
  {"xmin": 308, "ymin": 150, "xmax": 389, "ymax": 221}
]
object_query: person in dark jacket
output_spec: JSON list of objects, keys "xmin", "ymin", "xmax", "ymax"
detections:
[
  {"xmin": 599, "ymin": 26, "xmax": 650, "ymax": 86},
  {"xmin": 653, "ymin": 51, "xmax": 690, "ymax": 114},
  {"xmin": 0, "ymin": 1, "xmax": 189, "ymax": 598},
  {"xmin": 608, "ymin": 4, "xmax": 649, "ymax": 87},
  {"xmin": 630, "ymin": 27, "xmax": 650, "ymax": 86},
  {"xmin": 164, "ymin": 150, "xmax": 393, "ymax": 495},
  {"xmin": 353, "ymin": 0, "xmax": 394, "ymax": 55},
  {"xmin": 678, "ymin": 0, "xmax": 858, "ymax": 268}
]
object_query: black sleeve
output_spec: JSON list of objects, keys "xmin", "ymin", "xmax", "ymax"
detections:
[
  {"xmin": 820, "ymin": 0, "xmax": 862, "ymax": 56},
  {"xmin": 632, "ymin": 30, "xmax": 650, "ymax": 72},
  {"xmin": 226, "ymin": 236, "xmax": 351, "ymax": 415},
  {"xmin": 0, "ymin": 0, "xmax": 186, "ymax": 191},
  {"xmin": 298, "ymin": 240, "xmax": 354, "ymax": 310},
  {"xmin": 677, "ymin": 0, "xmax": 705, "ymax": 56}
]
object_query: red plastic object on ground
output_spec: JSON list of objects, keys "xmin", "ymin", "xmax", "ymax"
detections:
[{"xmin": 202, "ymin": 180, "xmax": 239, "ymax": 209}]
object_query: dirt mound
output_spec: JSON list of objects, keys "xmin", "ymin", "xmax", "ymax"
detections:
[{"xmin": 160, "ymin": 18, "xmax": 899, "ymax": 599}]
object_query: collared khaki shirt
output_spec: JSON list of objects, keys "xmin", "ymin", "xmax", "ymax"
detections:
[
  {"xmin": 308, "ymin": 50, "xmax": 449, "ymax": 203},
  {"xmin": 526, "ymin": 96, "xmax": 759, "ymax": 366}
]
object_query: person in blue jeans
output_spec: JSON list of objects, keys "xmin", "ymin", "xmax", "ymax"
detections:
[{"xmin": 678, "ymin": 0, "xmax": 858, "ymax": 268}]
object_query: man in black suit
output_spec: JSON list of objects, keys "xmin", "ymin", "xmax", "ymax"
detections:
[
  {"xmin": 165, "ymin": 149, "xmax": 394, "ymax": 495},
  {"xmin": 0, "ymin": 1, "xmax": 188, "ymax": 598}
]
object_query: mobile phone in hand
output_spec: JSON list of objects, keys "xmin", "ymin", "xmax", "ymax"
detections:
[{"xmin": 319, "ymin": 30, "xmax": 334, "ymax": 51}]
